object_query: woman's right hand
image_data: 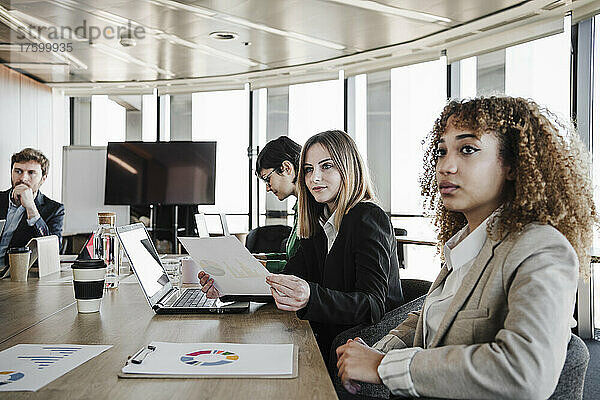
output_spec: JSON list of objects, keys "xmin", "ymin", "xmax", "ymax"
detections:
[{"xmin": 198, "ymin": 271, "xmax": 220, "ymax": 299}]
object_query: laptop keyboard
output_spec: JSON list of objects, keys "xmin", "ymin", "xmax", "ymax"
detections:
[{"xmin": 172, "ymin": 289, "xmax": 216, "ymax": 308}]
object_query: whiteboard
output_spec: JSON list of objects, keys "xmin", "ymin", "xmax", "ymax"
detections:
[{"xmin": 62, "ymin": 146, "xmax": 129, "ymax": 235}]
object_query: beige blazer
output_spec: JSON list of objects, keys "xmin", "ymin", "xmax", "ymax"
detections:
[{"xmin": 385, "ymin": 223, "xmax": 578, "ymax": 399}]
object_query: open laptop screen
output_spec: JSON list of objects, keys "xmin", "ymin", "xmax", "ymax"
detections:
[{"xmin": 117, "ymin": 224, "xmax": 171, "ymax": 303}]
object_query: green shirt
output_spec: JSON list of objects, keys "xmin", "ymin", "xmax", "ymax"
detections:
[{"xmin": 265, "ymin": 201, "xmax": 299, "ymax": 273}]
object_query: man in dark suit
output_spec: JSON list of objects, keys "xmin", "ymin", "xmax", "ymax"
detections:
[{"xmin": 0, "ymin": 148, "xmax": 64, "ymax": 277}]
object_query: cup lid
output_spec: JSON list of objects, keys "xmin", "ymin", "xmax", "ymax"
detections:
[
  {"xmin": 7, "ymin": 247, "xmax": 30, "ymax": 254},
  {"xmin": 72, "ymin": 259, "xmax": 106, "ymax": 269}
]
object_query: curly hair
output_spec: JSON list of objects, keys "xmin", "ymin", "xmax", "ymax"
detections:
[{"xmin": 420, "ymin": 96, "xmax": 597, "ymax": 277}]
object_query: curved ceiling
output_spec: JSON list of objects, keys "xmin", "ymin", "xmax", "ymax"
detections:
[{"xmin": 0, "ymin": 0, "xmax": 541, "ymax": 83}]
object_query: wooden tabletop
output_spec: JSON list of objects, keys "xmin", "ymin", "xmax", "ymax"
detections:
[
  {"xmin": 0, "ymin": 270, "xmax": 77, "ymax": 345},
  {"xmin": 0, "ymin": 276, "xmax": 336, "ymax": 399}
]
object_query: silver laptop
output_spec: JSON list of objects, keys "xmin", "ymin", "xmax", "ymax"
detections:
[{"xmin": 116, "ymin": 223, "xmax": 249, "ymax": 314}]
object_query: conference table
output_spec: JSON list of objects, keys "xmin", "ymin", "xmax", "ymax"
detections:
[{"xmin": 0, "ymin": 269, "xmax": 337, "ymax": 399}]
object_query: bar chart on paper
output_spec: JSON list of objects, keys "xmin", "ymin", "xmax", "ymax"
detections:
[
  {"xmin": 0, "ymin": 344, "xmax": 111, "ymax": 391},
  {"xmin": 17, "ymin": 346, "xmax": 83, "ymax": 369}
]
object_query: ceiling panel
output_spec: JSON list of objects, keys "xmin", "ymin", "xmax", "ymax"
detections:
[{"xmin": 0, "ymin": 0, "xmax": 544, "ymax": 83}]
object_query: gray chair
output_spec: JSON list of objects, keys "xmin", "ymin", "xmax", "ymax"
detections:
[
  {"xmin": 548, "ymin": 333, "xmax": 590, "ymax": 400},
  {"xmin": 329, "ymin": 294, "xmax": 427, "ymax": 399},
  {"xmin": 331, "ymin": 297, "xmax": 589, "ymax": 400}
]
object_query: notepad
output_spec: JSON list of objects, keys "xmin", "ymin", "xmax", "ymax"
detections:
[{"xmin": 120, "ymin": 342, "xmax": 297, "ymax": 379}]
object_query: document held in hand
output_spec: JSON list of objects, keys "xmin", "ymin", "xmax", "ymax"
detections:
[{"xmin": 178, "ymin": 236, "xmax": 272, "ymax": 302}]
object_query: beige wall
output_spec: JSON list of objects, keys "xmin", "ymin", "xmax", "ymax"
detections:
[{"xmin": 0, "ymin": 65, "xmax": 68, "ymax": 201}]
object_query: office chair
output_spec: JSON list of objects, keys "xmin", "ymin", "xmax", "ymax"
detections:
[
  {"xmin": 245, "ymin": 225, "xmax": 292, "ymax": 254},
  {"xmin": 329, "ymin": 294, "xmax": 427, "ymax": 399},
  {"xmin": 548, "ymin": 333, "xmax": 590, "ymax": 400},
  {"xmin": 330, "ymin": 299, "xmax": 588, "ymax": 400},
  {"xmin": 219, "ymin": 213, "xmax": 230, "ymax": 236}
]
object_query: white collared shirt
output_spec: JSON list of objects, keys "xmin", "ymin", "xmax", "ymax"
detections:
[
  {"xmin": 319, "ymin": 209, "xmax": 338, "ymax": 253},
  {"xmin": 374, "ymin": 212, "xmax": 494, "ymax": 397},
  {"xmin": 422, "ymin": 216, "xmax": 490, "ymax": 347}
]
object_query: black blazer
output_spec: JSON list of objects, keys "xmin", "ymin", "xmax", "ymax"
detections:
[
  {"xmin": 0, "ymin": 189, "xmax": 65, "ymax": 265},
  {"xmin": 283, "ymin": 201, "xmax": 404, "ymax": 360}
]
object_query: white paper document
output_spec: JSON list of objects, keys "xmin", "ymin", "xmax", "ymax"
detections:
[
  {"xmin": 122, "ymin": 342, "xmax": 294, "ymax": 377},
  {"xmin": 0, "ymin": 344, "xmax": 111, "ymax": 391},
  {"xmin": 178, "ymin": 236, "xmax": 272, "ymax": 297}
]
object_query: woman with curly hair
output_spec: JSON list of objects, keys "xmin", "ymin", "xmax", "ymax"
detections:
[{"xmin": 336, "ymin": 96, "xmax": 596, "ymax": 399}]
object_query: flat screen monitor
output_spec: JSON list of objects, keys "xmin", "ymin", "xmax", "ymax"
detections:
[{"xmin": 104, "ymin": 142, "xmax": 216, "ymax": 205}]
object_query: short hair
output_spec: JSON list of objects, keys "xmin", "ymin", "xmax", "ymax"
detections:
[
  {"xmin": 11, "ymin": 148, "xmax": 50, "ymax": 176},
  {"xmin": 297, "ymin": 130, "xmax": 376, "ymax": 238},
  {"xmin": 256, "ymin": 136, "xmax": 302, "ymax": 182}
]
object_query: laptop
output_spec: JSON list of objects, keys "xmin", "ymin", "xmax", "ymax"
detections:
[
  {"xmin": 219, "ymin": 213, "xmax": 230, "ymax": 236},
  {"xmin": 194, "ymin": 213, "xmax": 209, "ymax": 238},
  {"xmin": 116, "ymin": 223, "xmax": 249, "ymax": 314},
  {"xmin": 0, "ymin": 220, "xmax": 5, "ymax": 240}
]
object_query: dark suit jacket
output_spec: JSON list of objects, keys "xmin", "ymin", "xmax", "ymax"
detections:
[
  {"xmin": 0, "ymin": 189, "xmax": 65, "ymax": 265},
  {"xmin": 284, "ymin": 201, "xmax": 404, "ymax": 360}
]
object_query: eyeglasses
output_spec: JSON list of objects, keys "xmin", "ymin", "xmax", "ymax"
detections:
[{"xmin": 259, "ymin": 168, "xmax": 278, "ymax": 187}]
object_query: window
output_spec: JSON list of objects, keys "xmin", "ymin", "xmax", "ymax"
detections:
[
  {"xmin": 391, "ymin": 58, "xmax": 446, "ymax": 215},
  {"xmin": 288, "ymin": 79, "xmax": 344, "ymax": 146},
  {"xmin": 454, "ymin": 20, "xmax": 571, "ymax": 119},
  {"xmin": 390, "ymin": 58, "xmax": 446, "ymax": 281},
  {"xmin": 287, "ymin": 79, "xmax": 344, "ymax": 215},
  {"xmin": 192, "ymin": 90, "xmax": 250, "ymax": 233},
  {"xmin": 505, "ymin": 22, "xmax": 571, "ymax": 119},
  {"xmin": 591, "ymin": 14, "xmax": 600, "ymax": 335},
  {"xmin": 90, "ymin": 95, "xmax": 126, "ymax": 146}
]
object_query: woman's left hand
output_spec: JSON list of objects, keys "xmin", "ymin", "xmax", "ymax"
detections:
[
  {"xmin": 336, "ymin": 338, "xmax": 384, "ymax": 394},
  {"xmin": 265, "ymin": 274, "xmax": 310, "ymax": 311}
]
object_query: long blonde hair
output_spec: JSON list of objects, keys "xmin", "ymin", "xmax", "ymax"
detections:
[
  {"xmin": 421, "ymin": 96, "xmax": 597, "ymax": 277},
  {"xmin": 297, "ymin": 130, "xmax": 376, "ymax": 238}
]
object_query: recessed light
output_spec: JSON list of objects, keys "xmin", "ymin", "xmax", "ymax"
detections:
[{"xmin": 209, "ymin": 31, "xmax": 239, "ymax": 41}]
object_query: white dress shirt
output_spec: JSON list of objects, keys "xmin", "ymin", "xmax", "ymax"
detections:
[
  {"xmin": 374, "ymin": 213, "xmax": 493, "ymax": 397},
  {"xmin": 320, "ymin": 209, "xmax": 338, "ymax": 253},
  {"xmin": 422, "ymin": 216, "xmax": 489, "ymax": 346}
]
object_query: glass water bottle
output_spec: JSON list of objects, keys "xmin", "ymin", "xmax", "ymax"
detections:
[{"xmin": 93, "ymin": 212, "xmax": 120, "ymax": 289}]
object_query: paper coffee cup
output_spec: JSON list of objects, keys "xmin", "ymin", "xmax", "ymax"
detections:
[
  {"xmin": 181, "ymin": 257, "xmax": 200, "ymax": 284},
  {"xmin": 8, "ymin": 247, "xmax": 31, "ymax": 282},
  {"xmin": 72, "ymin": 259, "xmax": 106, "ymax": 313}
]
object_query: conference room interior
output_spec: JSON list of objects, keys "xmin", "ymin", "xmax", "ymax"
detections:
[{"xmin": 1, "ymin": 0, "xmax": 600, "ymax": 398}]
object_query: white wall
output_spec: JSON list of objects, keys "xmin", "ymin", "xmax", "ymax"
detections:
[{"xmin": 0, "ymin": 65, "xmax": 68, "ymax": 202}]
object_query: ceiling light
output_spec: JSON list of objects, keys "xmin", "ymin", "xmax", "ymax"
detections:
[
  {"xmin": 91, "ymin": 43, "xmax": 175, "ymax": 77},
  {"xmin": 48, "ymin": 0, "xmax": 259, "ymax": 67},
  {"xmin": 220, "ymin": 15, "xmax": 346, "ymax": 50},
  {"xmin": 158, "ymin": 33, "xmax": 260, "ymax": 67},
  {"xmin": 209, "ymin": 31, "xmax": 239, "ymax": 41},
  {"xmin": 142, "ymin": 0, "xmax": 346, "ymax": 50},
  {"xmin": 148, "ymin": 0, "xmax": 216, "ymax": 17},
  {"xmin": 326, "ymin": 0, "xmax": 451, "ymax": 23}
]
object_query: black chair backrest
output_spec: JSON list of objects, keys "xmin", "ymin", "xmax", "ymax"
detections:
[{"xmin": 245, "ymin": 225, "xmax": 292, "ymax": 253}]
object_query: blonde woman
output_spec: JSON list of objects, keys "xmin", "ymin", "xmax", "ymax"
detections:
[
  {"xmin": 336, "ymin": 97, "xmax": 596, "ymax": 399},
  {"xmin": 201, "ymin": 130, "xmax": 404, "ymax": 361}
]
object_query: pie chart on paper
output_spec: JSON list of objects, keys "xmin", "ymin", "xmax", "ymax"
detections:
[{"xmin": 180, "ymin": 350, "xmax": 239, "ymax": 366}]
